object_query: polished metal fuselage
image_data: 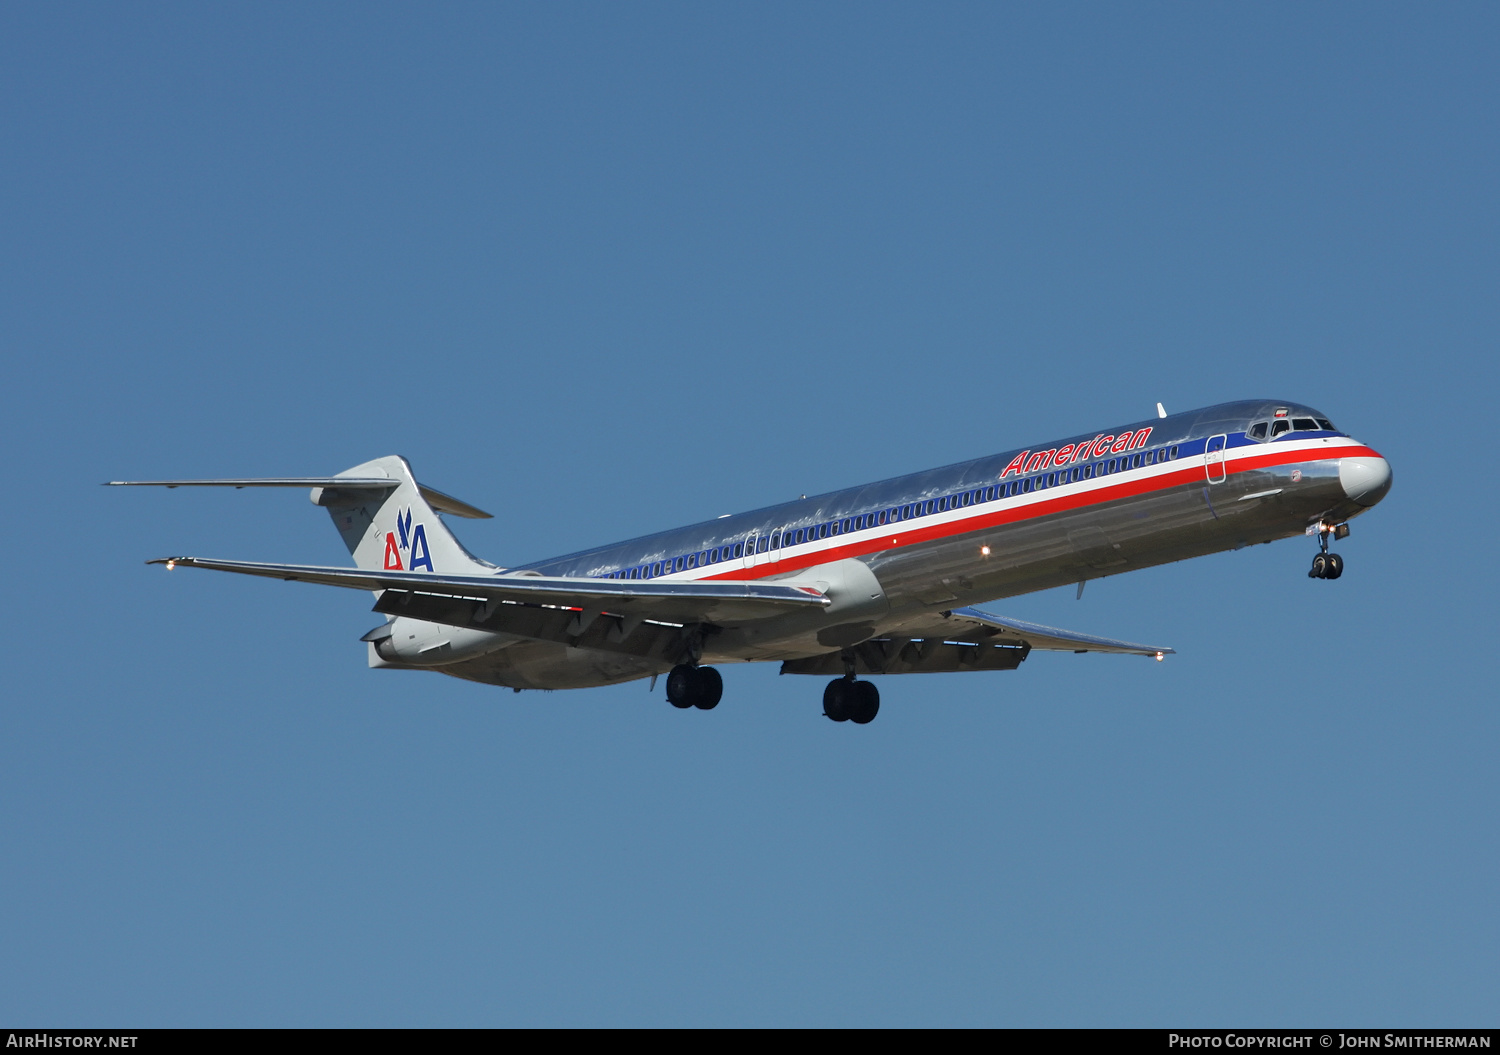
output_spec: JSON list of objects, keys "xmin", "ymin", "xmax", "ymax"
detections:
[{"xmin": 434, "ymin": 399, "xmax": 1386, "ymax": 690}]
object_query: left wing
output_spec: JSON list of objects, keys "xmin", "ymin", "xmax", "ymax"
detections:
[
  {"xmin": 780, "ymin": 605, "xmax": 1171, "ymax": 676},
  {"xmin": 908, "ymin": 606, "xmax": 1173, "ymax": 656}
]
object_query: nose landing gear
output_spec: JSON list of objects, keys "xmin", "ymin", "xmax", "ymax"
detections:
[{"xmin": 1308, "ymin": 522, "xmax": 1349, "ymax": 579}]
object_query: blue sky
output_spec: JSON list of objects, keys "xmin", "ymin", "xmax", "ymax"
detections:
[{"xmin": 2, "ymin": 2, "xmax": 1495, "ymax": 1026}]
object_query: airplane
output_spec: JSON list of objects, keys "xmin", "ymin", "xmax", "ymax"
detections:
[{"xmin": 111, "ymin": 399, "xmax": 1391, "ymax": 725}]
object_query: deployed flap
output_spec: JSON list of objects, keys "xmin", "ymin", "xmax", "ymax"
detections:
[
  {"xmin": 148, "ymin": 556, "xmax": 829, "ymax": 626},
  {"xmin": 781, "ymin": 636, "xmax": 1029, "ymax": 676},
  {"xmin": 892, "ymin": 605, "xmax": 1172, "ymax": 656}
]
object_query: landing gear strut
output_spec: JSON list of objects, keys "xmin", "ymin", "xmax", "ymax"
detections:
[
  {"xmin": 666, "ymin": 664, "xmax": 723, "ymax": 710},
  {"xmin": 823, "ymin": 677, "xmax": 880, "ymax": 724},
  {"xmin": 1308, "ymin": 522, "xmax": 1349, "ymax": 580}
]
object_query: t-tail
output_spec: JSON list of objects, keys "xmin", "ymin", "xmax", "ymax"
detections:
[{"xmin": 108, "ymin": 455, "xmax": 497, "ymax": 575}]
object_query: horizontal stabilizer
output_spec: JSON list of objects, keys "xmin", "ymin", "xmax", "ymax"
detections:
[
  {"xmin": 107, "ymin": 477, "xmax": 492, "ymax": 518},
  {"xmin": 148, "ymin": 556, "xmax": 829, "ymax": 625}
]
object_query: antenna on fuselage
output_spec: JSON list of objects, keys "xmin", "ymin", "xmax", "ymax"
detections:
[{"xmin": 1156, "ymin": 402, "xmax": 1167, "ymax": 419}]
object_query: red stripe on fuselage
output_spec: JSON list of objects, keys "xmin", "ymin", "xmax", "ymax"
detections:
[{"xmin": 696, "ymin": 443, "xmax": 1381, "ymax": 583}]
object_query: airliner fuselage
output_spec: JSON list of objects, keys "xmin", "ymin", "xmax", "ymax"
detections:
[{"xmin": 117, "ymin": 399, "xmax": 1391, "ymax": 724}]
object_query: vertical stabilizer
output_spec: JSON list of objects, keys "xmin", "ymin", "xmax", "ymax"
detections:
[{"xmin": 311, "ymin": 456, "xmax": 496, "ymax": 574}]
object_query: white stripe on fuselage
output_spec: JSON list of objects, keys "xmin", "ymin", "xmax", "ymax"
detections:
[{"xmin": 619, "ymin": 434, "xmax": 1366, "ymax": 583}]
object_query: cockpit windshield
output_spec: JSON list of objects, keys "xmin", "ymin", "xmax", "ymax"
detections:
[{"xmin": 1248, "ymin": 412, "xmax": 1337, "ymax": 441}]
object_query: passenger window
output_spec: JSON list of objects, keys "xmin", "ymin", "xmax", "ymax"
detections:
[
  {"xmin": 733, "ymin": 543, "xmax": 743, "ymax": 558},
  {"xmin": 1249, "ymin": 422, "xmax": 1268, "ymax": 440},
  {"xmin": 1271, "ymin": 420, "xmax": 1290, "ymax": 437},
  {"xmin": 770, "ymin": 532, "xmax": 780, "ymax": 549},
  {"xmin": 1170, "ymin": 445, "xmax": 1179, "ymax": 458},
  {"xmin": 687, "ymin": 554, "xmax": 697, "ymax": 569},
  {"xmin": 709, "ymin": 548, "xmax": 719, "ymax": 563},
  {"xmin": 757, "ymin": 536, "xmax": 768, "ymax": 554}
]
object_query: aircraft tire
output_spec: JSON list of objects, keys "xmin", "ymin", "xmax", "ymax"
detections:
[
  {"xmin": 823, "ymin": 679, "xmax": 853, "ymax": 722},
  {"xmin": 850, "ymin": 680, "xmax": 880, "ymax": 724},
  {"xmin": 692, "ymin": 666, "xmax": 723, "ymax": 710},
  {"xmin": 1325, "ymin": 553, "xmax": 1344, "ymax": 579},
  {"xmin": 1309, "ymin": 553, "xmax": 1328, "ymax": 579},
  {"xmin": 666, "ymin": 664, "xmax": 696, "ymax": 708}
]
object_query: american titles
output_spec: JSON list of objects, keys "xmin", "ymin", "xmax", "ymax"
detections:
[{"xmin": 1001, "ymin": 427, "xmax": 1154, "ymax": 479}]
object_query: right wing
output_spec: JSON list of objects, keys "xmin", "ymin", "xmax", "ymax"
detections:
[{"xmin": 780, "ymin": 605, "xmax": 1171, "ymax": 676}]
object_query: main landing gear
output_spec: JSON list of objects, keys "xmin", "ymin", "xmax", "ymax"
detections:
[
  {"xmin": 823, "ymin": 677, "xmax": 880, "ymax": 725},
  {"xmin": 1308, "ymin": 521, "xmax": 1349, "ymax": 580},
  {"xmin": 666, "ymin": 665, "xmax": 881, "ymax": 723},
  {"xmin": 666, "ymin": 664, "xmax": 723, "ymax": 710}
]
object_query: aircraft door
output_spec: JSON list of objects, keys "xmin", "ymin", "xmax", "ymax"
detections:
[
  {"xmin": 1205, "ymin": 434, "xmax": 1227, "ymax": 484},
  {"xmin": 743, "ymin": 533, "xmax": 760, "ymax": 570}
]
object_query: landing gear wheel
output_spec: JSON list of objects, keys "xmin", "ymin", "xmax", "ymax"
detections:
[
  {"xmin": 1324, "ymin": 553, "xmax": 1344, "ymax": 580},
  {"xmin": 667, "ymin": 664, "xmax": 723, "ymax": 709},
  {"xmin": 823, "ymin": 678, "xmax": 854, "ymax": 722},
  {"xmin": 692, "ymin": 666, "xmax": 723, "ymax": 710},
  {"xmin": 850, "ymin": 680, "xmax": 880, "ymax": 724},
  {"xmin": 666, "ymin": 665, "xmax": 696, "ymax": 708},
  {"xmin": 1309, "ymin": 553, "xmax": 1328, "ymax": 579}
]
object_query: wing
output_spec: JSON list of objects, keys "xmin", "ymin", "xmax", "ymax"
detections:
[
  {"xmin": 149, "ymin": 556, "xmax": 828, "ymax": 627},
  {"xmin": 779, "ymin": 605, "xmax": 1171, "ymax": 676},
  {"xmin": 902, "ymin": 606, "xmax": 1173, "ymax": 656}
]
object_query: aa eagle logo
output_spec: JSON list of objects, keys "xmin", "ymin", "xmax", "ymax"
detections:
[{"xmin": 382, "ymin": 507, "xmax": 433, "ymax": 572}]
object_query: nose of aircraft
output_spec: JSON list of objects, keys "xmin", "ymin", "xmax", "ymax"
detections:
[{"xmin": 1340, "ymin": 454, "xmax": 1392, "ymax": 507}]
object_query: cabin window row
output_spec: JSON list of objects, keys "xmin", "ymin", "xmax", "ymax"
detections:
[{"xmin": 602, "ymin": 444, "xmax": 1181, "ymax": 579}]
